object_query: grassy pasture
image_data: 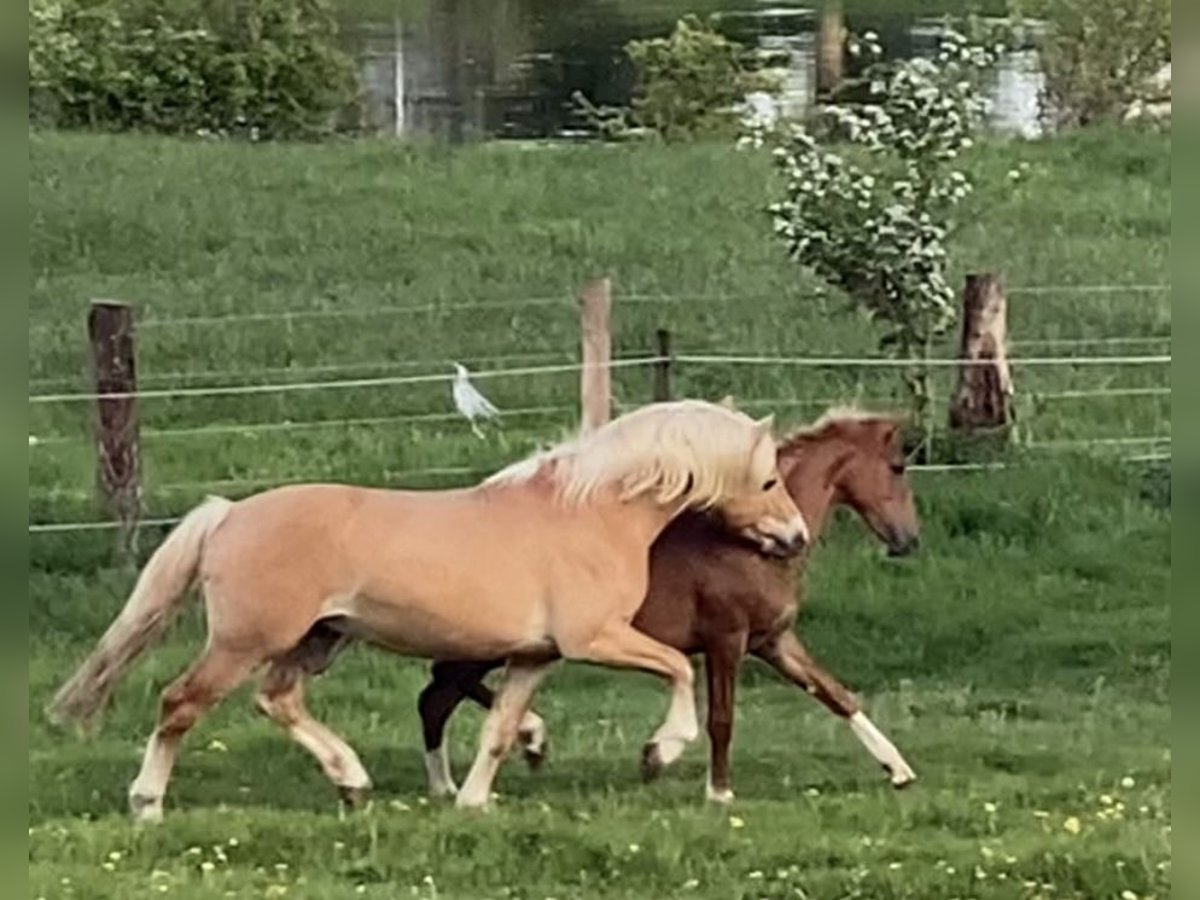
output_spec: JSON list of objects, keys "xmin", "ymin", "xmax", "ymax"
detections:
[
  {"xmin": 28, "ymin": 126, "xmax": 1170, "ymax": 899},
  {"xmin": 29, "ymin": 128, "xmax": 1170, "ymax": 531},
  {"xmin": 29, "ymin": 461, "xmax": 1171, "ymax": 900}
]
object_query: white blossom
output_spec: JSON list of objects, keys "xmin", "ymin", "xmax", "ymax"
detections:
[{"xmin": 740, "ymin": 25, "xmax": 1003, "ymax": 357}]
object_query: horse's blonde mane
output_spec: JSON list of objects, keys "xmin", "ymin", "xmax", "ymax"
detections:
[{"xmin": 485, "ymin": 399, "xmax": 767, "ymax": 508}]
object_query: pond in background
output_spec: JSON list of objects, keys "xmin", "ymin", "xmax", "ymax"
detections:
[{"xmin": 347, "ymin": 0, "xmax": 1044, "ymax": 141}]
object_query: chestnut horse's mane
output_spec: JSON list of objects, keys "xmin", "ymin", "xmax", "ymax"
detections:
[
  {"xmin": 484, "ymin": 399, "xmax": 769, "ymax": 509},
  {"xmin": 777, "ymin": 405, "xmax": 902, "ymax": 455}
]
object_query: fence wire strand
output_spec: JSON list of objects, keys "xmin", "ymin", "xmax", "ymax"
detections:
[
  {"xmin": 29, "ymin": 448, "xmax": 1171, "ymax": 534},
  {"xmin": 28, "ymin": 357, "xmax": 665, "ymax": 405},
  {"xmin": 28, "ymin": 288, "xmax": 1173, "ymax": 534},
  {"xmin": 27, "ymin": 283, "xmax": 1170, "ymax": 335},
  {"xmin": 27, "ymin": 353, "xmax": 1170, "ymax": 405}
]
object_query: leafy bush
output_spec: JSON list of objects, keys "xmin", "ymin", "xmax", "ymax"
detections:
[
  {"xmin": 745, "ymin": 27, "xmax": 1003, "ymax": 445},
  {"xmin": 1016, "ymin": 0, "xmax": 1171, "ymax": 127},
  {"xmin": 575, "ymin": 15, "xmax": 780, "ymax": 142},
  {"xmin": 29, "ymin": 0, "xmax": 358, "ymax": 139}
]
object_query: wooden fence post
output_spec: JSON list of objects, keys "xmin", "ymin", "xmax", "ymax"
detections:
[
  {"xmin": 89, "ymin": 300, "xmax": 141, "ymax": 563},
  {"xmin": 653, "ymin": 327, "xmax": 672, "ymax": 402},
  {"xmin": 949, "ymin": 273, "xmax": 1015, "ymax": 432},
  {"xmin": 579, "ymin": 277, "xmax": 612, "ymax": 433}
]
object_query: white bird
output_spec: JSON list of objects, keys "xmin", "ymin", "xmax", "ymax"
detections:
[{"xmin": 451, "ymin": 362, "xmax": 500, "ymax": 438}]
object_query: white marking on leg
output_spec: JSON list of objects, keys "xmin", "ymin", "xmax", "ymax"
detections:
[
  {"xmin": 129, "ymin": 732, "xmax": 174, "ymax": 823},
  {"xmin": 705, "ymin": 773, "xmax": 735, "ymax": 804},
  {"xmin": 456, "ymin": 731, "xmax": 500, "ymax": 808},
  {"xmin": 289, "ymin": 719, "xmax": 372, "ymax": 791},
  {"xmin": 517, "ymin": 710, "xmax": 546, "ymax": 755},
  {"xmin": 456, "ymin": 663, "xmax": 551, "ymax": 809},
  {"xmin": 849, "ymin": 711, "xmax": 916, "ymax": 786},
  {"xmin": 424, "ymin": 744, "xmax": 458, "ymax": 798},
  {"xmin": 257, "ymin": 691, "xmax": 372, "ymax": 793},
  {"xmin": 650, "ymin": 680, "xmax": 698, "ymax": 766}
]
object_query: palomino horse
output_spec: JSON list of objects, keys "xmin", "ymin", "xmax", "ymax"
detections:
[
  {"xmin": 420, "ymin": 409, "xmax": 920, "ymax": 800},
  {"xmin": 48, "ymin": 400, "xmax": 807, "ymax": 819}
]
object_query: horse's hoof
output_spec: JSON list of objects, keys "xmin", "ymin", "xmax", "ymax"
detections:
[
  {"xmin": 883, "ymin": 763, "xmax": 916, "ymax": 787},
  {"xmin": 705, "ymin": 784, "xmax": 735, "ymax": 805},
  {"xmin": 523, "ymin": 742, "xmax": 547, "ymax": 772},
  {"xmin": 338, "ymin": 785, "xmax": 373, "ymax": 809},
  {"xmin": 641, "ymin": 743, "xmax": 664, "ymax": 782},
  {"xmin": 883, "ymin": 763, "xmax": 917, "ymax": 790},
  {"xmin": 129, "ymin": 792, "xmax": 163, "ymax": 824},
  {"xmin": 454, "ymin": 791, "xmax": 492, "ymax": 811}
]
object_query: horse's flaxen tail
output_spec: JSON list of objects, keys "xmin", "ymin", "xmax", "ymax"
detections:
[{"xmin": 46, "ymin": 496, "xmax": 235, "ymax": 730}]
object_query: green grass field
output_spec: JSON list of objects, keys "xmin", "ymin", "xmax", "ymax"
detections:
[{"xmin": 28, "ymin": 127, "xmax": 1170, "ymax": 899}]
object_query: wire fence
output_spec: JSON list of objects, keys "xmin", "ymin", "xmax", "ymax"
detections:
[
  {"xmin": 28, "ymin": 384, "xmax": 1168, "ymax": 449},
  {"xmin": 27, "ymin": 282, "xmax": 1171, "ymax": 336},
  {"xmin": 28, "ymin": 339, "xmax": 1170, "ymax": 393},
  {"xmin": 672, "ymin": 353, "xmax": 1170, "ymax": 370},
  {"xmin": 27, "ymin": 449, "xmax": 1170, "ymax": 535},
  {"xmin": 27, "ymin": 357, "xmax": 666, "ymax": 405},
  {"xmin": 28, "ymin": 350, "xmax": 578, "ymax": 390},
  {"xmin": 29, "ymin": 405, "xmax": 577, "ymax": 447},
  {"xmin": 28, "ymin": 282, "xmax": 1172, "ymax": 535},
  {"xmin": 26, "ymin": 352, "xmax": 1170, "ymax": 406}
]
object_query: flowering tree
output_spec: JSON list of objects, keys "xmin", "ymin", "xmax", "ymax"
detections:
[{"xmin": 744, "ymin": 27, "xmax": 1005, "ymax": 449}]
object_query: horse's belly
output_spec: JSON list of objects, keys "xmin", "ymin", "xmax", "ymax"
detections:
[{"xmin": 324, "ymin": 591, "xmax": 550, "ymax": 660}]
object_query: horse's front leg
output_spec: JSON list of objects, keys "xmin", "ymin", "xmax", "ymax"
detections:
[
  {"xmin": 451, "ymin": 661, "xmax": 550, "ymax": 768},
  {"xmin": 565, "ymin": 621, "xmax": 699, "ymax": 782},
  {"xmin": 757, "ymin": 631, "xmax": 916, "ymax": 788},
  {"xmin": 455, "ymin": 657, "xmax": 557, "ymax": 809},
  {"xmin": 702, "ymin": 633, "xmax": 747, "ymax": 804}
]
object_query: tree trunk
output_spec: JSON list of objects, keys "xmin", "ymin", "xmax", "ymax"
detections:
[
  {"xmin": 817, "ymin": 2, "xmax": 846, "ymax": 97},
  {"xmin": 949, "ymin": 273, "xmax": 1014, "ymax": 432}
]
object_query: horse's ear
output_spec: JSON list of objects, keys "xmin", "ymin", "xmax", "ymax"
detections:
[
  {"xmin": 755, "ymin": 413, "xmax": 775, "ymax": 433},
  {"xmin": 877, "ymin": 417, "xmax": 905, "ymax": 448},
  {"xmin": 717, "ymin": 394, "xmax": 736, "ymax": 410}
]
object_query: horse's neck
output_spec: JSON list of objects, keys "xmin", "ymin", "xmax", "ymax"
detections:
[
  {"xmin": 780, "ymin": 439, "xmax": 843, "ymax": 543},
  {"xmin": 586, "ymin": 486, "xmax": 683, "ymax": 549}
]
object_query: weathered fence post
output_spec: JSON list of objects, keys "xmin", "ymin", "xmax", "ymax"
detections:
[
  {"xmin": 949, "ymin": 273, "xmax": 1015, "ymax": 432},
  {"xmin": 579, "ymin": 277, "xmax": 612, "ymax": 433},
  {"xmin": 89, "ymin": 300, "xmax": 141, "ymax": 563},
  {"xmin": 653, "ymin": 328, "xmax": 672, "ymax": 402}
]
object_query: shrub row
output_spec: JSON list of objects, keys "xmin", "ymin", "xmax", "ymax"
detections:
[{"xmin": 29, "ymin": 0, "xmax": 357, "ymax": 138}]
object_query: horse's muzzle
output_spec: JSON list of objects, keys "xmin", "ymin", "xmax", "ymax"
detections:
[
  {"xmin": 749, "ymin": 524, "xmax": 807, "ymax": 559},
  {"xmin": 886, "ymin": 530, "xmax": 921, "ymax": 558}
]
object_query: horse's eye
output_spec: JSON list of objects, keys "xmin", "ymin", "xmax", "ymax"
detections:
[
  {"xmin": 890, "ymin": 463, "xmax": 906, "ymax": 475},
  {"xmin": 762, "ymin": 478, "xmax": 778, "ymax": 491}
]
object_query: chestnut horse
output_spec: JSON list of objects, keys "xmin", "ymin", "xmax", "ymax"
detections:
[
  {"xmin": 48, "ymin": 400, "xmax": 807, "ymax": 818},
  {"xmin": 420, "ymin": 409, "xmax": 920, "ymax": 801}
]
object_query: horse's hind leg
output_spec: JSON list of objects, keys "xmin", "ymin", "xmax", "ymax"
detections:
[
  {"xmin": 129, "ymin": 645, "xmax": 259, "ymax": 823},
  {"xmin": 420, "ymin": 661, "xmax": 548, "ymax": 797},
  {"xmin": 255, "ymin": 658, "xmax": 373, "ymax": 807},
  {"xmin": 419, "ymin": 661, "xmax": 497, "ymax": 797}
]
